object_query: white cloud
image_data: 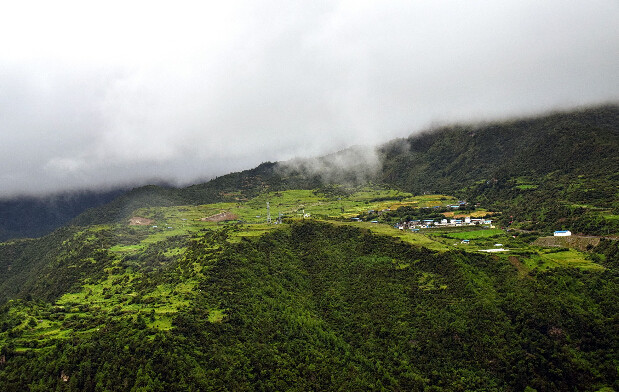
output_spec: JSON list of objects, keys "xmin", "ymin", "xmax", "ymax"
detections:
[{"xmin": 0, "ymin": 0, "xmax": 617, "ymax": 197}]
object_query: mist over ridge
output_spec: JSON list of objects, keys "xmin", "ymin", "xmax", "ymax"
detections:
[
  {"xmin": 3, "ymin": 102, "xmax": 618, "ymax": 200},
  {"xmin": 1, "ymin": 1, "xmax": 618, "ymax": 198}
]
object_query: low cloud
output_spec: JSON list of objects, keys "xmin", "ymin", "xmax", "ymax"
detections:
[
  {"xmin": 1, "ymin": 1, "xmax": 617, "ymax": 197},
  {"xmin": 278, "ymin": 145, "xmax": 382, "ymax": 186}
]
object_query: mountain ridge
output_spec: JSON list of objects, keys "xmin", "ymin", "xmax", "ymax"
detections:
[
  {"xmin": 1, "ymin": 104, "xmax": 617, "ymax": 240},
  {"xmin": 69, "ymin": 104, "xmax": 619, "ymax": 232}
]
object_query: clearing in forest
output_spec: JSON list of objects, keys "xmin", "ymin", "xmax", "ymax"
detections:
[
  {"xmin": 201, "ymin": 211, "xmax": 239, "ymax": 222},
  {"xmin": 129, "ymin": 216, "xmax": 155, "ymax": 226}
]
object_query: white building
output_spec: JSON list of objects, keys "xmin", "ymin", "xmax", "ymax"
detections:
[{"xmin": 553, "ymin": 230, "xmax": 572, "ymax": 237}]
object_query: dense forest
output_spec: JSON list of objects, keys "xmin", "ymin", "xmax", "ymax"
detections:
[
  {"xmin": 0, "ymin": 222, "xmax": 617, "ymax": 391},
  {"xmin": 380, "ymin": 105, "xmax": 618, "ymax": 194}
]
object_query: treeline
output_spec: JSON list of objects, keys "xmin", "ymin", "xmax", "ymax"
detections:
[{"xmin": 0, "ymin": 222, "xmax": 616, "ymax": 390}]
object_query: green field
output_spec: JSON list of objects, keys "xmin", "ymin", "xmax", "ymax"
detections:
[
  {"xmin": 443, "ymin": 228, "xmax": 505, "ymax": 239},
  {"xmin": 527, "ymin": 249, "xmax": 605, "ymax": 271}
]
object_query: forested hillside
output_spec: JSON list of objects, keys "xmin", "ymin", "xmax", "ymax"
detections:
[
  {"xmin": 380, "ymin": 105, "xmax": 618, "ymax": 194},
  {"xmin": 0, "ymin": 222, "xmax": 616, "ymax": 391},
  {"xmin": 378, "ymin": 105, "xmax": 618, "ymax": 234}
]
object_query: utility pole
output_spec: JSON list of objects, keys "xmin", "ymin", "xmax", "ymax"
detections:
[{"xmin": 267, "ymin": 202, "xmax": 272, "ymax": 224}]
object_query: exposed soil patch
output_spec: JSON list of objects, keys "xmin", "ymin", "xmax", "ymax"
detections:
[
  {"xmin": 129, "ymin": 217, "xmax": 155, "ymax": 226},
  {"xmin": 533, "ymin": 236, "xmax": 601, "ymax": 251},
  {"xmin": 508, "ymin": 255, "xmax": 530, "ymax": 278},
  {"xmin": 201, "ymin": 211, "xmax": 239, "ymax": 222},
  {"xmin": 442, "ymin": 211, "xmax": 494, "ymax": 218}
]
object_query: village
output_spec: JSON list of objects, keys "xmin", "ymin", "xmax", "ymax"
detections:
[{"xmin": 394, "ymin": 216, "xmax": 494, "ymax": 231}]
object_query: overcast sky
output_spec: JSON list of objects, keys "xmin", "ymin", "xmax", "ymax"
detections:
[{"xmin": 1, "ymin": 0, "xmax": 618, "ymax": 198}]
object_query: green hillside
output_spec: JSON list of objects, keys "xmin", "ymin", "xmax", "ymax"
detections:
[
  {"xmin": 0, "ymin": 186, "xmax": 617, "ymax": 391},
  {"xmin": 2, "ymin": 105, "xmax": 615, "ymax": 240},
  {"xmin": 379, "ymin": 105, "xmax": 619, "ymax": 235},
  {"xmin": 70, "ymin": 105, "xmax": 619, "ymax": 235},
  {"xmin": 0, "ymin": 106, "xmax": 617, "ymax": 390},
  {"xmin": 381, "ymin": 105, "xmax": 618, "ymax": 193}
]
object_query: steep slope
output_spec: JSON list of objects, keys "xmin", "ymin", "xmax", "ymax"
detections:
[
  {"xmin": 379, "ymin": 104, "xmax": 618, "ymax": 195},
  {"xmin": 0, "ymin": 227, "xmax": 82, "ymax": 303},
  {"xmin": 0, "ymin": 222, "xmax": 616, "ymax": 391}
]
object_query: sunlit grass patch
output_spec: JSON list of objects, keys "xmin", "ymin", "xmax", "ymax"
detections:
[
  {"xmin": 521, "ymin": 249, "xmax": 605, "ymax": 271},
  {"xmin": 229, "ymin": 223, "xmax": 279, "ymax": 242},
  {"xmin": 109, "ymin": 244, "xmax": 145, "ymax": 253},
  {"xmin": 148, "ymin": 315, "xmax": 174, "ymax": 330},
  {"xmin": 329, "ymin": 220, "xmax": 451, "ymax": 252},
  {"xmin": 539, "ymin": 249, "xmax": 605, "ymax": 270},
  {"xmin": 418, "ymin": 272, "xmax": 447, "ymax": 291},
  {"xmin": 208, "ymin": 309, "xmax": 225, "ymax": 323},
  {"xmin": 444, "ymin": 229, "xmax": 504, "ymax": 240}
]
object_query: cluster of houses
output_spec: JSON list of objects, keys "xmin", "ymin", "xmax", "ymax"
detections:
[{"xmin": 395, "ymin": 216, "xmax": 493, "ymax": 230}]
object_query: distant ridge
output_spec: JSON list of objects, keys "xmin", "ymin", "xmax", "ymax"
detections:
[
  {"xmin": 0, "ymin": 189, "xmax": 126, "ymax": 242},
  {"xmin": 1, "ymin": 104, "xmax": 617, "ymax": 240},
  {"xmin": 74, "ymin": 104, "xmax": 617, "ymax": 225},
  {"xmin": 379, "ymin": 104, "xmax": 618, "ymax": 194}
]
